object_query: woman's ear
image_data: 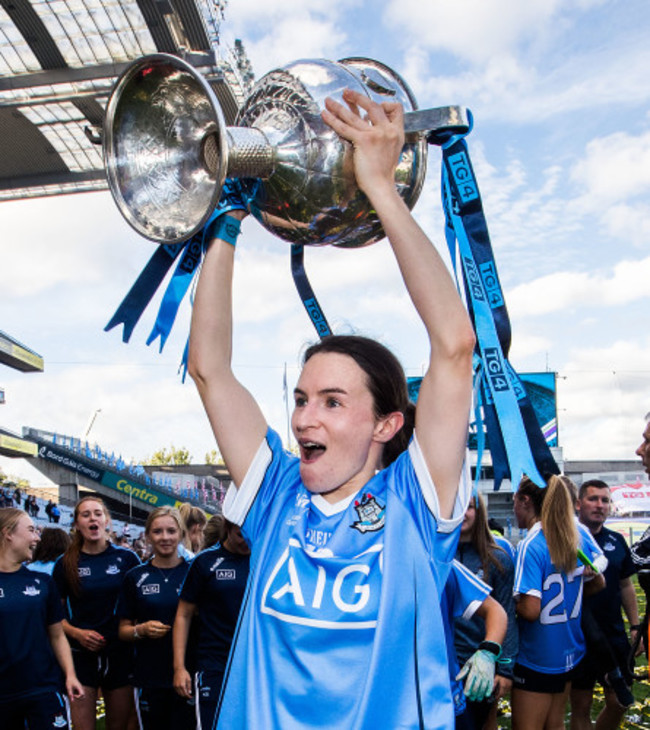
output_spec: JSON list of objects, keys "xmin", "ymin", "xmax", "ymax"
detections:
[{"xmin": 373, "ymin": 411, "xmax": 405, "ymax": 443}]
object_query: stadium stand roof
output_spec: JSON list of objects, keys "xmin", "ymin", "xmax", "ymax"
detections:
[
  {"xmin": 0, "ymin": 329, "xmax": 43, "ymax": 371},
  {"xmin": 0, "ymin": 0, "xmax": 252, "ymax": 202}
]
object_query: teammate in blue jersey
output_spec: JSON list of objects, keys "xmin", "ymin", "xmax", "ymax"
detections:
[
  {"xmin": 511, "ymin": 475, "xmax": 606, "ymax": 730},
  {"xmin": 173, "ymin": 518, "xmax": 250, "ymax": 730},
  {"xmin": 0, "ymin": 508, "xmax": 83, "ymax": 729},
  {"xmin": 117, "ymin": 506, "xmax": 194, "ymax": 730},
  {"xmin": 455, "ymin": 496, "xmax": 518, "ymax": 730},
  {"xmin": 53, "ymin": 496, "xmax": 141, "ymax": 730},
  {"xmin": 442, "ymin": 559, "xmax": 507, "ymax": 729},
  {"xmin": 187, "ymin": 88, "xmax": 476, "ymax": 730}
]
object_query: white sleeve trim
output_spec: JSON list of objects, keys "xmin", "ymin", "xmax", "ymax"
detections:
[
  {"xmin": 462, "ymin": 599, "xmax": 484, "ymax": 621},
  {"xmin": 222, "ymin": 437, "xmax": 272, "ymax": 526},
  {"xmin": 408, "ymin": 431, "xmax": 472, "ymax": 534},
  {"xmin": 513, "ymin": 588, "xmax": 541, "ymax": 600},
  {"xmin": 593, "ymin": 554, "xmax": 609, "ymax": 574}
]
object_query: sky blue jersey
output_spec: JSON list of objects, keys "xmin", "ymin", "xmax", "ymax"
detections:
[
  {"xmin": 513, "ymin": 521, "xmax": 606, "ymax": 673},
  {"xmin": 442, "ymin": 559, "xmax": 492, "ymax": 716},
  {"xmin": 217, "ymin": 427, "xmax": 471, "ymax": 730}
]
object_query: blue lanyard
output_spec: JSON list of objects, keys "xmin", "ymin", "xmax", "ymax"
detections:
[{"xmin": 440, "ymin": 128, "xmax": 557, "ymax": 488}]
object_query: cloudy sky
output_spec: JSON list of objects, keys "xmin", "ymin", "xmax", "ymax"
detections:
[{"xmin": 3, "ymin": 0, "xmax": 650, "ymax": 486}]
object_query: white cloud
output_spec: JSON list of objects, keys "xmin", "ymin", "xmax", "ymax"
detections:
[
  {"xmin": 385, "ymin": 0, "xmax": 562, "ymax": 64},
  {"xmin": 224, "ymin": 1, "xmax": 355, "ymax": 74},
  {"xmin": 2, "ymin": 192, "xmax": 148, "ymax": 299},
  {"xmin": 558, "ymin": 339, "xmax": 650, "ymax": 460},
  {"xmin": 507, "ymin": 255, "xmax": 650, "ymax": 318},
  {"xmin": 571, "ymin": 129, "xmax": 650, "ymax": 209}
]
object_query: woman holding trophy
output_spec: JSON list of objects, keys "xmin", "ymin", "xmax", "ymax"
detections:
[{"xmin": 186, "ymin": 87, "xmax": 475, "ymax": 730}]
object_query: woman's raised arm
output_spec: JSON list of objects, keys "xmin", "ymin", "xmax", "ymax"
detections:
[
  {"xmin": 322, "ymin": 90, "xmax": 475, "ymax": 518},
  {"xmin": 187, "ymin": 210, "xmax": 267, "ymax": 486}
]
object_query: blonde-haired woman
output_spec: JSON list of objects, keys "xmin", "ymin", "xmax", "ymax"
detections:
[
  {"xmin": 117, "ymin": 506, "xmax": 194, "ymax": 730},
  {"xmin": 53, "ymin": 496, "xmax": 140, "ymax": 730},
  {"xmin": 0, "ymin": 508, "xmax": 83, "ymax": 729},
  {"xmin": 511, "ymin": 476, "xmax": 607, "ymax": 730},
  {"xmin": 178, "ymin": 502, "xmax": 207, "ymax": 556}
]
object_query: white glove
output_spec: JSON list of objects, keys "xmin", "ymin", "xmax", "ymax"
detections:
[{"xmin": 456, "ymin": 649, "xmax": 496, "ymax": 702}]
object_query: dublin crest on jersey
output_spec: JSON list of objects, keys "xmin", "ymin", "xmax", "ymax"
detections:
[{"xmin": 351, "ymin": 493, "xmax": 385, "ymax": 533}]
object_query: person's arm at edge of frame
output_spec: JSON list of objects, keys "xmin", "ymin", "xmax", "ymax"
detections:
[
  {"xmin": 620, "ymin": 576, "xmax": 642, "ymax": 654},
  {"xmin": 172, "ymin": 599, "xmax": 196, "ymax": 699},
  {"xmin": 187, "ymin": 209, "xmax": 268, "ymax": 487},
  {"xmin": 582, "ymin": 564, "xmax": 605, "ymax": 597},
  {"xmin": 47, "ymin": 621, "xmax": 85, "ymax": 702},
  {"xmin": 475, "ymin": 595, "xmax": 507, "ymax": 648},
  {"xmin": 322, "ymin": 90, "xmax": 475, "ymax": 520},
  {"xmin": 515, "ymin": 594, "xmax": 541, "ymax": 622},
  {"xmin": 491, "ymin": 552, "xmax": 518, "ymax": 696}
]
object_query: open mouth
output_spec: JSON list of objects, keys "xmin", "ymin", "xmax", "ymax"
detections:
[{"xmin": 300, "ymin": 440, "xmax": 326, "ymax": 462}]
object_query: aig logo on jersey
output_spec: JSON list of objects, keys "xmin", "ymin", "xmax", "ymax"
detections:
[
  {"xmin": 260, "ymin": 538, "xmax": 382, "ymax": 629},
  {"xmin": 142, "ymin": 584, "xmax": 160, "ymax": 595},
  {"xmin": 216, "ymin": 569, "xmax": 236, "ymax": 580}
]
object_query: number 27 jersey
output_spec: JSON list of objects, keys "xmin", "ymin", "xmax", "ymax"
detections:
[{"xmin": 514, "ymin": 522, "xmax": 605, "ymax": 673}]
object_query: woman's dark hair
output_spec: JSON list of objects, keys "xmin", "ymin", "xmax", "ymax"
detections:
[
  {"xmin": 467, "ymin": 495, "xmax": 506, "ymax": 580},
  {"xmin": 203, "ymin": 514, "xmax": 226, "ymax": 549},
  {"xmin": 31, "ymin": 527, "xmax": 70, "ymax": 563},
  {"xmin": 303, "ymin": 335, "xmax": 413, "ymax": 467}
]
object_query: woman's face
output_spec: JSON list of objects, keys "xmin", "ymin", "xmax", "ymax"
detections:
[
  {"xmin": 460, "ymin": 502, "xmax": 476, "ymax": 538},
  {"xmin": 291, "ymin": 351, "xmax": 385, "ymax": 498},
  {"xmin": 513, "ymin": 492, "xmax": 529, "ymax": 529},
  {"xmin": 75, "ymin": 500, "xmax": 108, "ymax": 545},
  {"xmin": 189, "ymin": 522, "xmax": 205, "ymax": 550},
  {"xmin": 225, "ymin": 523, "xmax": 250, "ymax": 556},
  {"xmin": 147, "ymin": 515, "xmax": 181, "ymax": 559},
  {"xmin": 4, "ymin": 514, "xmax": 39, "ymax": 562}
]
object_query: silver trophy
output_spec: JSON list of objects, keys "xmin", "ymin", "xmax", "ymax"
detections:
[{"xmin": 103, "ymin": 53, "xmax": 469, "ymax": 247}]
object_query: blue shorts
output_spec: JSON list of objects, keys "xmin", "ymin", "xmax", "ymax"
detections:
[{"xmin": 0, "ymin": 691, "xmax": 70, "ymax": 730}]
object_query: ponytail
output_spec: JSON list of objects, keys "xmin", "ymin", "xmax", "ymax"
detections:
[
  {"xmin": 541, "ymin": 475, "xmax": 579, "ymax": 574},
  {"xmin": 62, "ymin": 529, "xmax": 84, "ymax": 597},
  {"xmin": 518, "ymin": 474, "xmax": 579, "ymax": 574}
]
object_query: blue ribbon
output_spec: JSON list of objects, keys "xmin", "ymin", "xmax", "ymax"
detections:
[
  {"xmin": 105, "ymin": 179, "xmax": 251, "ymax": 366},
  {"xmin": 146, "ymin": 236, "xmax": 202, "ymax": 351},
  {"xmin": 439, "ymin": 128, "xmax": 558, "ymax": 489},
  {"xmin": 104, "ymin": 242, "xmax": 185, "ymax": 342},
  {"xmin": 290, "ymin": 243, "xmax": 332, "ymax": 338}
]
